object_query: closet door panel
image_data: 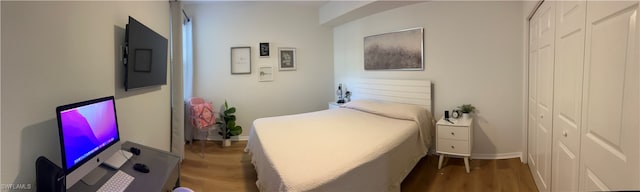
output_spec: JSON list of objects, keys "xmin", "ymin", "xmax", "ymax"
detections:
[
  {"xmin": 531, "ymin": 1, "xmax": 556, "ymax": 191},
  {"xmin": 581, "ymin": 1, "xmax": 639, "ymax": 191},
  {"xmin": 551, "ymin": 1, "xmax": 586, "ymax": 191},
  {"xmin": 528, "ymin": 6, "xmax": 540, "ymax": 175},
  {"xmin": 528, "ymin": 56, "xmax": 538, "ymax": 168}
]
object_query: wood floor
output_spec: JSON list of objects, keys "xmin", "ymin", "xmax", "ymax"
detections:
[{"xmin": 180, "ymin": 140, "xmax": 537, "ymax": 192}]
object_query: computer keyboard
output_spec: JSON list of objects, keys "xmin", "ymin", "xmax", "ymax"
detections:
[{"xmin": 97, "ymin": 170, "xmax": 134, "ymax": 192}]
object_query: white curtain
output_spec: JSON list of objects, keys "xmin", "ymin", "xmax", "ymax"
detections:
[
  {"xmin": 170, "ymin": 2, "xmax": 190, "ymax": 159},
  {"xmin": 182, "ymin": 14, "xmax": 194, "ymax": 143}
]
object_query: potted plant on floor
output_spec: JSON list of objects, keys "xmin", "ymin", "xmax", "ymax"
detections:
[
  {"xmin": 216, "ymin": 101, "xmax": 242, "ymax": 147},
  {"xmin": 458, "ymin": 104, "xmax": 477, "ymax": 120}
]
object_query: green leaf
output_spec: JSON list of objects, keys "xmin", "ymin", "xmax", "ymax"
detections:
[
  {"xmin": 457, "ymin": 104, "xmax": 476, "ymax": 113},
  {"xmin": 223, "ymin": 116, "xmax": 235, "ymax": 123},
  {"xmin": 227, "ymin": 121, "xmax": 236, "ymax": 129},
  {"xmin": 226, "ymin": 107, "xmax": 236, "ymax": 114},
  {"xmin": 229, "ymin": 126, "xmax": 242, "ymax": 136}
]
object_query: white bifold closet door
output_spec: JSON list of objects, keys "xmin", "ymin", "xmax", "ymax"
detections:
[
  {"xmin": 580, "ymin": 1, "xmax": 640, "ymax": 191},
  {"xmin": 551, "ymin": 0, "xmax": 586, "ymax": 191},
  {"xmin": 529, "ymin": 1, "xmax": 640, "ymax": 191},
  {"xmin": 527, "ymin": 8, "xmax": 539, "ymax": 190},
  {"xmin": 528, "ymin": 1, "xmax": 555, "ymax": 191}
]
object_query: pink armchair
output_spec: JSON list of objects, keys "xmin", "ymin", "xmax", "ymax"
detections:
[{"xmin": 189, "ymin": 97, "xmax": 215, "ymax": 157}]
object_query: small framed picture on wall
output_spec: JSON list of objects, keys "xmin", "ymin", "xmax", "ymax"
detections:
[
  {"xmin": 278, "ymin": 47, "xmax": 296, "ymax": 71},
  {"xmin": 259, "ymin": 42, "xmax": 269, "ymax": 57},
  {"xmin": 230, "ymin": 46, "xmax": 251, "ymax": 74},
  {"xmin": 258, "ymin": 65, "xmax": 274, "ymax": 82}
]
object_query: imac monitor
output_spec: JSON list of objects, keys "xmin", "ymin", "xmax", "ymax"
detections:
[{"xmin": 56, "ymin": 96, "xmax": 121, "ymax": 188}]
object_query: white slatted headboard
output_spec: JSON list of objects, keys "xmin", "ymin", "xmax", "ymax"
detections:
[{"xmin": 349, "ymin": 79, "xmax": 432, "ymax": 112}]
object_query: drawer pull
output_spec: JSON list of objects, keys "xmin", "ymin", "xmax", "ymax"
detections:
[
  {"xmin": 451, "ymin": 146, "xmax": 455, "ymax": 149},
  {"xmin": 451, "ymin": 132, "xmax": 455, "ymax": 136}
]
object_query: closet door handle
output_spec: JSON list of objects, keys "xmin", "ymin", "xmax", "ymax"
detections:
[
  {"xmin": 451, "ymin": 132, "xmax": 455, "ymax": 136},
  {"xmin": 451, "ymin": 146, "xmax": 455, "ymax": 149},
  {"xmin": 563, "ymin": 131, "xmax": 568, "ymax": 137}
]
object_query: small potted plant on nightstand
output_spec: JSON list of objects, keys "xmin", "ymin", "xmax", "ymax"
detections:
[
  {"xmin": 216, "ymin": 101, "xmax": 242, "ymax": 147},
  {"xmin": 458, "ymin": 104, "xmax": 477, "ymax": 120}
]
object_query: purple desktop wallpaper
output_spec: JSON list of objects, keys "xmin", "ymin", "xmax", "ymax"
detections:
[{"xmin": 60, "ymin": 100, "xmax": 119, "ymax": 169}]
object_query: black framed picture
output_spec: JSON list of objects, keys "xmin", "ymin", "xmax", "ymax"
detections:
[
  {"xmin": 259, "ymin": 42, "xmax": 269, "ymax": 57},
  {"xmin": 279, "ymin": 47, "xmax": 296, "ymax": 71}
]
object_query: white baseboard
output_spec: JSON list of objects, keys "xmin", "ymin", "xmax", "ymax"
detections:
[
  {"xmin": 471, "ymin": 152, "xmax": 523, "ymax": 160},
  {"xmin": 229, "ymin": 136, "xmax": 249, "ymax": 141},
  {"xmin": 205, "ymin": 135, "xmax": 249, "ymax": 141}
]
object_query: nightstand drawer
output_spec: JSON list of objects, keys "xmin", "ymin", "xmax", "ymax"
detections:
[
  {"xmin": 437, "ymin": 139, "xmax": 470, "ymax": 154},
  {"xmin": 437, "ymin": 125, "xmax": 469, "ymax": 140}
]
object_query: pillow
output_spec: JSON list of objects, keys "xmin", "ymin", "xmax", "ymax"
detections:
[
  {"xmin": 342, "ymin": 100, "xmax": 426, "ymax": 121},
  {"xmin": 343, "ymin": 99, "xmax": 434, "ymax": 148}
]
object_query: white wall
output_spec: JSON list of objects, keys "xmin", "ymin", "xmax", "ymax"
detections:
[
  {"xmin": 334, "ymin": 1, "xmax": 525, "ymax": 158},
  {"xmin": 184, "ymin": 2, "xmax": 334, "ymax": 138},
  {"xmin": 1, "ymin": 1, "xmax": 171, "ymax": 187}
]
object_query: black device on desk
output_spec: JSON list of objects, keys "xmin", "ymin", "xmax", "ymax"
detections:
[
  {"xmin": 130, "ymin": 147, "xmax": 141, "ymax": 155},
  {"xmin": 36, "ymin": 156, "xmax": 65, "ymax": 192},
  {"xmin": 133, "ymin": 163, "xmax": 149, "ymax": 173}
]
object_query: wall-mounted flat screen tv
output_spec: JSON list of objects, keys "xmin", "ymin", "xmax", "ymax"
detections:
[{"xmin": 124, "ymin": 16, "xmax": 168, "ymax": 91}]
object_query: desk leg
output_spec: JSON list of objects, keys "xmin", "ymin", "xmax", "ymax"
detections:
[
  {"xmin": 464, "ymin": 157, "xmax": 470, "ymax": 173},
  {"xmin": 438, "ymin": 154, "xmax": 444, "ymax": 169}
]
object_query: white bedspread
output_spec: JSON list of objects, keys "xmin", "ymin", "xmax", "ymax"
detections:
[{"xmin": 246, "ymin": 100, "xmax": 434, "ymax": 192}]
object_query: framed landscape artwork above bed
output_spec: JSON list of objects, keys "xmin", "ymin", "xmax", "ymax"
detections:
[{"xmin": 364, "ymin": 27, "xmax": 424, "ymax": 71}]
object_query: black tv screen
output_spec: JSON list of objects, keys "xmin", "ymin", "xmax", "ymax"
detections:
[{"xmin": 124, "ymin": 16, "xmax": 168, "ymax": 91}]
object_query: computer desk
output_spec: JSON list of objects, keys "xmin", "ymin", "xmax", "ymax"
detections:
[{"xmin": 68, "ymin": 141, "xmax": 181, "ymax": 192}]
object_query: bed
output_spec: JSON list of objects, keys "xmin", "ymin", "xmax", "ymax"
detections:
[{"xmin": 245, "ymin": 79, "xmax": 434, "ymax": 192}]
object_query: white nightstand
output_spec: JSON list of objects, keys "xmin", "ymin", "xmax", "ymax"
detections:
[
  {"xmin": 328, "ymin": 102, "xmax": 346, "ymax": 109},
  {"xmin": 436, "ymin": 117, "xmax": 473, "ymax": 173}
]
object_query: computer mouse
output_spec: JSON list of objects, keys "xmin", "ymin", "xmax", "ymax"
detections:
[
  {"xmin": 129, "ymin": 147, "xmax": 141, "ymax": 155},
  {"xmin": 133, "ymin": 163, "xmax": 149, "ymax": 173}
]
